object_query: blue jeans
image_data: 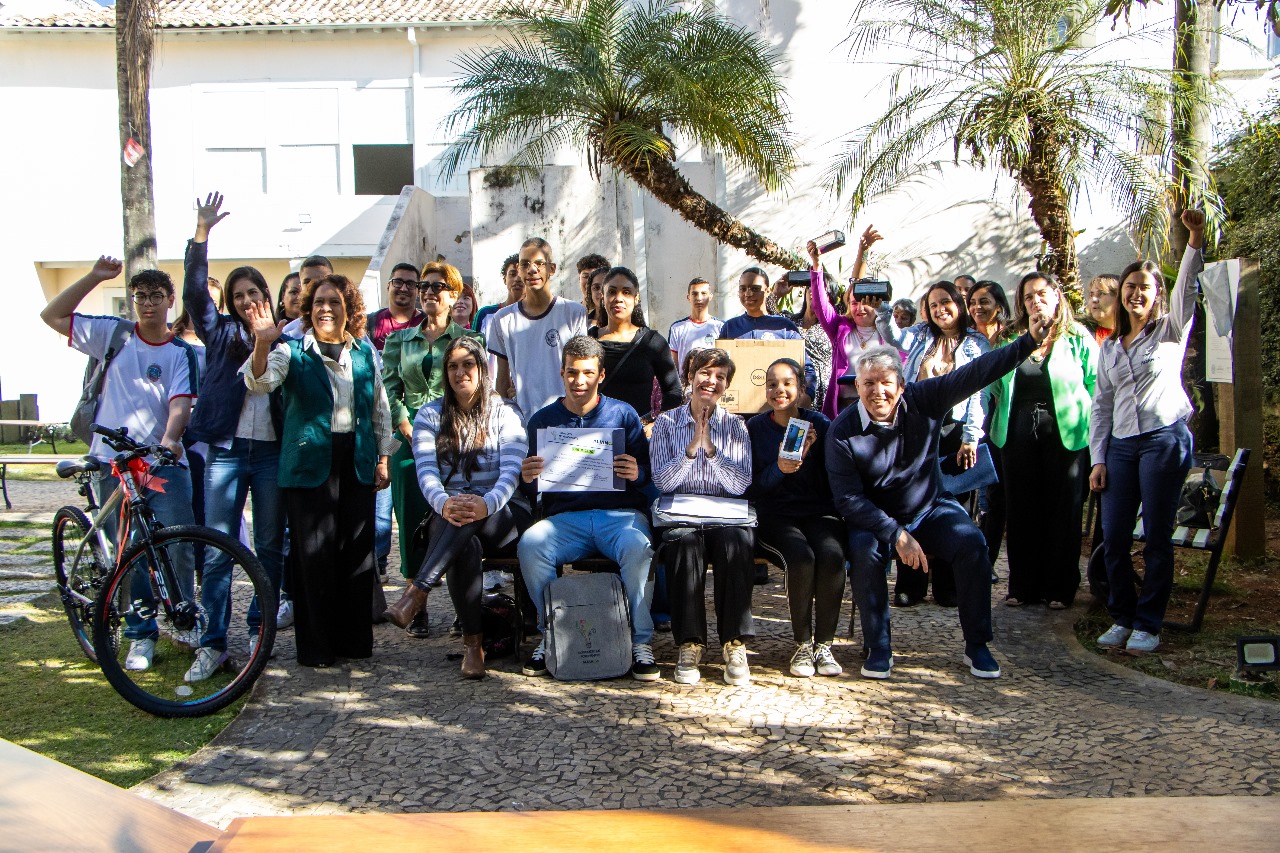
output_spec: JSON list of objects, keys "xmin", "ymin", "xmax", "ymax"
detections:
[
  {"xmin": 848, "ymin": 498, "xmax": 992, "ymax": 654},
  {"xmin": 1101, "ymin": 421, "xmax": 1193, "ymax": 634},
  {"xmin": 375, "ymin": 481, "xmax": 393, "ymax": 566},
  {"xmin": 199, "ymin": 439, "xmax": 286, "ymax": 651},
  {"xmin": 96, "ymin": 463, "xmax": 196, "ymax": 641},
  {"xmin": 517, "ymin": 509, "xmax": 655, "ymax": 645}
]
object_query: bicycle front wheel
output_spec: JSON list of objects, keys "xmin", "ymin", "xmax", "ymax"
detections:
[
  {"xmin": 93, "ymin": 525, "xmax": 277, "ymax": 718},
  {"xmin": 52, "ymin": 506, "xmax": 109, "ymax": 663}
]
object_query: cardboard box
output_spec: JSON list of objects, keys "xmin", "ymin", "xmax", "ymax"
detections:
[{"xmin": 714, "ymin": 338, "xmax": 805, "ymax": 415}]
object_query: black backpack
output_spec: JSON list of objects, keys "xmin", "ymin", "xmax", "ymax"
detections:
[{"xmin": 480, "ymin": 592, "xmax": 519, "ymax": 659}]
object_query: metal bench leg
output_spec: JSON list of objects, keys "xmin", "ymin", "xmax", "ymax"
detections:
[{"xmin": 1, "ymin": 463, "xmax": 10, "ymax": 510}]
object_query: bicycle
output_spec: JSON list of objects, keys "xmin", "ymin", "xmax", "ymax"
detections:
[{"xmin": 51, "ymin": 424, "xmax": 276, "ymax": 718}]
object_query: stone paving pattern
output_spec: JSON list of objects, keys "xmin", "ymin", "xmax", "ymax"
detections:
[{"xmin": 4, "ymin": 478, "xmax": 1278, "ymax": 829}]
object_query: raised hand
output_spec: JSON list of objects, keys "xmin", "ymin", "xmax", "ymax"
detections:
[
  {"xmin": 194, "ymin": 192, "xmax": 230, "ymax": 240},
  {"xmin": 91, "ymin": 256, "xmax": 124, "ymax": 282},
  {"xmin": 806, "ymin": 240, "xmax": 821, "ymax": 269},
  {"xmin": 859, "ymin": 225, "xmax": 883, "ymax": 252},
  {"xmin": 1181, "ymin": 208, "xmax": 1206, "ymax": 234},
  {"xmin": 246, "ymin": 300, "xmax": 285, "ymax": 345},
  {"xmin": 1028, "ymin": 310, "xmax": 1053, "ymax": 343}
]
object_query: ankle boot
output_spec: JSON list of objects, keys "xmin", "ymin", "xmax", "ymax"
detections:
[
  {"xmin": 383, "ymin": 584, "xmax": 428, "ymax": 629},
  {"xmin": 461, "ymin": 633, "xmax": 486, "ymax": 679}
]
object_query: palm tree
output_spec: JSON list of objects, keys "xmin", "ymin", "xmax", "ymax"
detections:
[
  {"xmin": 116, "ymin": 0, "xmax": 160, "ymax": 289},
  {"xmin": 441, "ymin": 0, "xmax": 802, "ymax": 268},
  {"xmin": 828, "ymin": 0, "xmax": 1219, "ymax": 293}
]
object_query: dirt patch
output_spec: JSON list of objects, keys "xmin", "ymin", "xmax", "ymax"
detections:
[{"xmin": 1075, "ymin": 513, "xmax": 1280, "ymax": 701}]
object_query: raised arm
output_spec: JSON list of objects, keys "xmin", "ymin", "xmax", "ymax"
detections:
[
  {"xmin": 1166, "ymin": 209, "xmax": 1206, "ymax": 339},
  {"xmin": 184, "ymin": 192, "xmax": 231, "ymax": 343},
  {"xmin": 41, "ymin": 256, "xmax": 123, "ymax": 337},
  {"xmin": 852, "ymin": 225, "xmax": 882, "ymax": 282}
]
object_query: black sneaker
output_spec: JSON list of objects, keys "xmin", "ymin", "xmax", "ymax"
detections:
[
  {"xmin": 522, "ymin": 640, "xmax": 548, "ymax": 677},
  {"xmin": 405, "ymin": 610, "xmax": 430, "ymax": 639},
  {"xmin": 631, "ymin": 643, "xmax": 660, "ymax": 682}
]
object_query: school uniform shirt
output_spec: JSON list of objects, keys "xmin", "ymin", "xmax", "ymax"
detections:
[
  {"xmin": 487, "ymin": 297, "xmax": 588, "ymax": 420},
  {"xmin": 70, "ymin": 315, "xmax": 197, "ymax": 461},
  {"xmin": 667, "ymin": 315, "xmax": 724, "ymax": 376}
]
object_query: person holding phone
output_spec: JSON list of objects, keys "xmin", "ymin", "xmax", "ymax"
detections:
[{"xmin": 747, "ymin": 359, "xmax": 845, "ymax": 678}]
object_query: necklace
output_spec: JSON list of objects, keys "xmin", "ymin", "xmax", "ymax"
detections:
[{"xmin": 852, "ymin": 324, "xmax": 877, "ymax": 348}]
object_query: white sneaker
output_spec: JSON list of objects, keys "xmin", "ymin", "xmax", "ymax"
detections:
[
  {"xmin": 248, "ymin": 635, "xmax": 258, "ymax": 659},
  {"xmin": 1096, "ymin": 624, "xmax": 1132, "ymax": 648},
  {"xmin": 483, "ymin": 570, "xmax": 505, "ymax": 591},
  {"xmin": 814, "ymin": 642, "xmax": 843, "ymax": 677},
  {"xmin": 1125, "ymin": 629, "xmax": 1160, "ymax": 654},
  {"xmin": 277, "ymin": 598, "xmax": 294, "ymax": 630},
  {"xmin": 674, "ymin": 642, "xmax": 704, "ymax": 684},
  {"xmin": 125, "ymin": 639, "xmax": 155, "ymax": 672},
  {"xmin": 184, "ymin": 647, "xmax": 228, "ymax": 682},
  {"xmin": 789, "ymin": 642, "xmax": 816, "ymax": 677},
  {"xmin": 722, "ymin": 640, "xmax": 750, "ymax": 686}
]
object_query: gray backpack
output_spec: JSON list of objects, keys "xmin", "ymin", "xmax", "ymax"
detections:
[
  {"xmin": 543, "ymin": 572, "xmax": 632, "ymax": 681},
  {"xmin": 70, "ymin": 321, "xmax": 132, "ymax": 444}
]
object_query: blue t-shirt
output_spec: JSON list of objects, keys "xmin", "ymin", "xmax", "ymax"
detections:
[{"xmin": 720, "ymin": 313, "xmax": 801, "ymax": 340}]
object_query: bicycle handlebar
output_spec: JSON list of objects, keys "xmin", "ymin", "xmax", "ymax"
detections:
[{"xmin": 90, "ymin": 423, "xmax": 178, "ymax": 465}]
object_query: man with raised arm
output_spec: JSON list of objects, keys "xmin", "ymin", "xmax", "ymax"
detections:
[
  {"xmin": 827, "ymin": 312, "xmax": 1051, "ymax": 681},
  {"xmin": 40, "ymin": 256, "xmax": 198, "ymax": 673}
]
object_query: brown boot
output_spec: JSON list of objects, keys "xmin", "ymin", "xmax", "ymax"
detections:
[
  {"xmin": 461, "ymin": 634, "xmax": 486, "ymax": 679},
  {"xmin": 383, "ymin": 584, "xmax": 428, "ymax": 629}
]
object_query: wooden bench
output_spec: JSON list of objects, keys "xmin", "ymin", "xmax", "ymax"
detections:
[
  {"xmin": 0, "ymin": 738, "xmax": 217, "ymax": 852},
  {"xmin": 0, "ymin": 453, "xmax": 79, "ymax": 509},
  {"xmin": 209, "ymin": 796, "xmax": 1280, "ymax": 851}
]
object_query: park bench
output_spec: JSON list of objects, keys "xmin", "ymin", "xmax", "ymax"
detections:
[
  {"xmin": 1086, "ymin": 448, "xmax": 1251, "ymax": 633},
  {"xmin": 0, "ymin": 453, "xmax": 79, "ymax": 510}
]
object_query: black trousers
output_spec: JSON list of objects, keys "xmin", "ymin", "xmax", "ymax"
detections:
[
  {"xmin": 414, "ymin": 503, "xmax": 532, "ymax": 635},
  {"xmin": 667, "ymin": 525, "xmax": 755, "ymax": 647},
  {"xmin": 282, "ymin": 434, "xmax": 376, "ymax": 667},
  {"xmin": 1003, "ymin": 402, "xmax": 1088, "ymax": 605},
  {"xmin": 756, "ymin": 515, "xmax": 846, "ymax": 644}
]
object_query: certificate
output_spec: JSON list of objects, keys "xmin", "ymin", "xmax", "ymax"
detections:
[{"xmin": 536, "ymin": 427, "xmax": 624, "ymax": 492}]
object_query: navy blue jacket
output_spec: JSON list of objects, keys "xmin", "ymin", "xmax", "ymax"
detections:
[
  {"xmin": 746, "ymin": 408, "xmax": 835, "ymax": 519},
  {"xmin": 183, "ymin": 239, "xmax": 283, "ymax": 444},
  {"xmin": 826, "ymin": 333, "xmax": 1034, "ymax": 545},
  {"xmin": 523, "ymin": 394, "xmax": 650, "ymax": 517}
]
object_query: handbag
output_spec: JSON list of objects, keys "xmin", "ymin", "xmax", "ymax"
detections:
[{"xmin": 938, "ymin": 443, "xmax": 999, "ymax": 496}]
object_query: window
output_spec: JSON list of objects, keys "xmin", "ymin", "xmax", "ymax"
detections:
[{"xmin": 353, "ymin": 144, "xmax": 413, "ymax": 195}]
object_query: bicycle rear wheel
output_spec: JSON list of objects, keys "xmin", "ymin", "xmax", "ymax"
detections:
[
  {"xmin": 93, "ymin": 525, "xmax": 276, "ymax": 718},
  {"xmin": 52, "ymin": 506, "xmax": 109, "ymax": 663}
]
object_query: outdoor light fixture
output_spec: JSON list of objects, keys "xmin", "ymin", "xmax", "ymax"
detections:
[{"xmin": 1235, "ymin": 636, "xmax": 1280, "ymax": 675}]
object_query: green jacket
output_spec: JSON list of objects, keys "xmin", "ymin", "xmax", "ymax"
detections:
[
  {"xmin": 988, "ymin": 324, "xmax": 1098, "ymax": 452},
  {"xmin": 383, "ymin": 321, "xmax": 483, "ymax": 426},
  {"xmin": 279, "ymin": 337, "xmax": 379, "ymax": 488}
]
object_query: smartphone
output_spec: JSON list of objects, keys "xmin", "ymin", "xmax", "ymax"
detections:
[
  {"xmin": 786, "ymin": 270, "xmax": 812, "ymax": 286},
  {"xmin": 779, "ymin": 417, "xmax": 811, "ymax": 462},
  {"xmin": 851, "ymin": 279, "xmax": 891, "ymax": 299}
]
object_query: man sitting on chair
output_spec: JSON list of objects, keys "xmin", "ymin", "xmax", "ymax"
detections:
[
  {"xmin": 827, "ymin": 312, "xmax": 1050, "ymax": 681},
  {"xmin": 517, "ymin": 335, "xmax": 659, "ymax": 681}
]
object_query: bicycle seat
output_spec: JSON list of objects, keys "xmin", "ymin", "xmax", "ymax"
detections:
[{"xmin": 56, "ymin": 457, "xmax": 101, "ymax": 479}]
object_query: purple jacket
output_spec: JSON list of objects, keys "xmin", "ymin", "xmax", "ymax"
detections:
[{"xmin": 809, "ymin": 267, "xmax": 889, "ymax": 418}]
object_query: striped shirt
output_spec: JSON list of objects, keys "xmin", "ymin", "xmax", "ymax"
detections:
[
  {"xmin": 412, "ymin": 395, "xmax": 529, "ymax": 517},
  {"xmin": 650, "ymin": 404, "xmax": 752, "ymax": 497}
]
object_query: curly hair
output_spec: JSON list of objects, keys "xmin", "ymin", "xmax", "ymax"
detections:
[{"xmin": 300, "ymin": 274, "xmax": 366, "ymax": 339}]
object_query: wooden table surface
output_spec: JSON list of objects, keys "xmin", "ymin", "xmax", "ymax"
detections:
[
  {"xmin": 210, "ymin": 795, "xmax": 1280, "ymax": 852},
  {"xmin": 0, "ymin": 739, "xmax": 217, "ymax": 853}
]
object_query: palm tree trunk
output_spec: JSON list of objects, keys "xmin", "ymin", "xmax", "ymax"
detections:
[
  {"xmin": 116, "ymin": 0, "xmax": 159, "ymax": 295},
  {"xmin": 616, "ymin": 155, "xmax": 803, "ymax": 269},
  {"xmin": 1018, "ymin": 126, "xmax": 1080, "ymax": 299}
]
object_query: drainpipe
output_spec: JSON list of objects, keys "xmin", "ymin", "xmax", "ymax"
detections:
[{"xmin": 407, "ymin": 27, "xmax": 421, "ymax": 187}]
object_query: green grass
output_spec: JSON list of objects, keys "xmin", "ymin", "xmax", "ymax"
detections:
[{"xmin": 0, "ymin": 600, "xmax": 242, "ymax": 788}]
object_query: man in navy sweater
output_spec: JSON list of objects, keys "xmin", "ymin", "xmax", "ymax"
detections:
[
  {"xmin": 517, "ymin": 335, "xmax": 659, "ymax": 681},
  {"xmin": 827, "ymin": 315, "xmax": 1049, "ymax": 680}
]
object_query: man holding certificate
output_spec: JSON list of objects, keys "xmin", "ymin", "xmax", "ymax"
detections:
[{"xmin": 517, "ymin": 336, "xmax": 660, "ymax": 681}]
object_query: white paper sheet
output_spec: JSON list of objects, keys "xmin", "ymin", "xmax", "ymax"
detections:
[
  {"xmin": 658, "ymin": 494, "xmax": 749, "ymax": 520},
  {"xmin": 536, "ymin": 427, "xmax": 623, "ymax": 492}
]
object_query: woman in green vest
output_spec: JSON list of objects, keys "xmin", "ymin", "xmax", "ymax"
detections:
[
  {"xmin": 987, "ymin": 272, "xmax": 1097, "ymax": 610},
  {"xmin": 382, "ymin": 261, "xmax": 484, "ymax": 638},
  {"xmin": 245, "ymin": 275, "xmax": 397, "ymax": 667}
]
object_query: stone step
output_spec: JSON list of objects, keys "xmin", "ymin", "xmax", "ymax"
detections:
[
  {"xmin": 0, "ymin": 528, "xmax": 50, "ymax": 539},
  {"xmin": 0, "ymin": 580, "xmax": 56, "ymax": 593},
  {"xmin": 0, "ymin": 569, "xmax": 54, "ymax": 581},
  {"xmin": 0, "ymin": 554, "xmax": 52, "ymax": 568}
]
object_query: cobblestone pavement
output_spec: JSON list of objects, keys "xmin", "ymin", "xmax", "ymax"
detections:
[
  {"xmin": 8, "ymin": 479, "xmax": 1278, "ymax": 827},
  {"xmin": 0, "ymin": 480, "xmax": 69, "ymax": 625}
]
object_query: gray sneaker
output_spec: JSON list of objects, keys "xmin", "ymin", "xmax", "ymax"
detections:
[
  {"xmin": 789, "ymin": 642, "xmax": 815, "ymax": 678},
  {"xmin": 722, "ymin": 640, "xmax": 750, "ymax": 686},
  {"xmin": 1125, "ymin": 630, "xmax": 1160, "ymax": 654},
  {"xmin": 813, "ymin": 642, "xmax": 843, "ymax": 677},
  {"xmin": 674, "ymin": 642, "xmax": 703, "ymax": 684},
  {"xmin": 1096, "ymin": 624, "xmax": 1132, "ymax": 648},
  {"xmin": 184, "ymin": 647, "xmax": 229, "ymax": 682}
]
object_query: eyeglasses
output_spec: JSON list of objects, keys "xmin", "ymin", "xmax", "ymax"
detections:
[
  {"xmin": 388, "ymin": 278, "xmax": 418, "ymax": 291},
  {"xmin": 518, "ymin": 259, "xmax": 549, "ymax": 271},
  {"xmin": 132, "ymin": 291, "xmax": 168, "ymax": 305},
  {"xmin": 417, "ymin": 281, "xmax": 450, "ymax": 294}
]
